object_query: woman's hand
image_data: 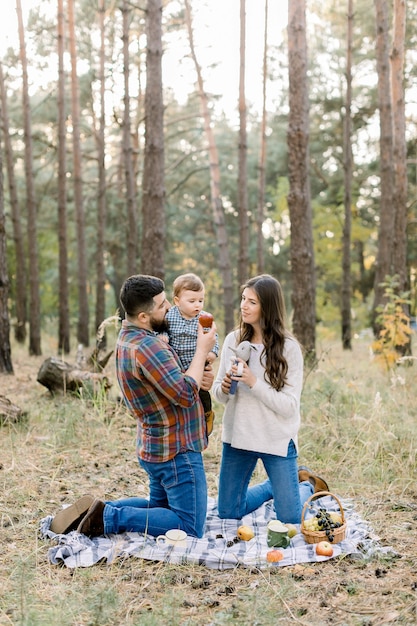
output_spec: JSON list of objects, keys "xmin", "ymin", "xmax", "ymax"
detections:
[
  {"xmin": 221, "ymin": 371, "xmax": 233, "ymax": 394},
  {"xmin": 229, "ymin": 358, "xmax": 256, "ymax": 390}
]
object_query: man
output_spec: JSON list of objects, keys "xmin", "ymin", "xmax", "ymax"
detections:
[{"xmin": 50, "ymin": 274, "xmax": 217, "ymax": 538}]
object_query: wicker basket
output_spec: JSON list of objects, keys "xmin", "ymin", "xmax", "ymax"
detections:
[{"xmin": 301, "ymin": 491, "xmax": 346, "ymax": 544}]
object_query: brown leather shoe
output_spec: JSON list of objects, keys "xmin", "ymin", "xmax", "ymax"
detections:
[
  {"xmin": 298, "ymin": 466, "xmax": 329, "ymax": 493},
  {"xmin": 205, "ymin": 410, "xmax": 215, "ymax": 436},
  {"xmin": 77, "ymin": 499, "xmax": 105, "ymax": 537},
  {"xmin": 50, "ymin": 495, "xmax": 95, "ymax": 534}
]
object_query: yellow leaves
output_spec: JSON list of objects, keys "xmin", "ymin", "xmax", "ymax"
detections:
[{"xmin": 371, "ymin": 280, "xmax": 412, "ymax": 371}]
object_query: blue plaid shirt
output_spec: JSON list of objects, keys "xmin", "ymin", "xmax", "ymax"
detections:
[{"xmin": 166, "ymin": 306, "xmax": 219, "ymax": 370}]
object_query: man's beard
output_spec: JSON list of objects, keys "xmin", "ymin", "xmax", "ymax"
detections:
[{"xmin": 150, "ymin": 317, "xmax": 169, "ymax": 334}]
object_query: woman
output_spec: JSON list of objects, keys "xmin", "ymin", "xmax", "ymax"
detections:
[{"xmin": 213, "ymin": 274, "xmax": 327, "ymax": 524}]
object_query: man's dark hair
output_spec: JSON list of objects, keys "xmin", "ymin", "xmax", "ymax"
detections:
[{"xmin": 120, "ymin": 275, "xmax": 165, "ymax": 317}]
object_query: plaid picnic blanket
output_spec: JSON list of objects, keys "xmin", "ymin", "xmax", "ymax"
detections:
[{"xmin": 40, "ymin": 494, "xmax": 387, "ymax": 570}]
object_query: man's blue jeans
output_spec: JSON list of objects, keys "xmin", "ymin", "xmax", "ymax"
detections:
[
  {"xmin": 103, "ymin": 450, "xmax": 207, "ymax": 538},
  {"xmin": 217, "ymin": 441, "xmax": 314, "ymax": 524}
]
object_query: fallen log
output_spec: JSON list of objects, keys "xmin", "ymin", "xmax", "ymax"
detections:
[
  {"xmin": 37, "ymin": 356, "xmax": 111, "ymax": 395},
  {"xmin": 0, "ymin": 395, "xmax": 26, "ymax": 425}
]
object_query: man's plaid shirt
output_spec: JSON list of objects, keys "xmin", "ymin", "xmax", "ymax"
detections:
[
  {"xmin": 116, "ymin": 320, "xmax": 207, "ymax": 463},
  {"xmin": 166, "ymin": 306, "xmax": 219, "ymax": 370}
]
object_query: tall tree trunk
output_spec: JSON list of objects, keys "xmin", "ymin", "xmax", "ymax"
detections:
[
  {"xmin": 391, "ymin": 0, "xmax": 410, "ymax": 353},
  {"xmin": 391, "ymin": 0, "xmax": 408, "ymax": 292},
  {"xmin": 141, "ymin": 0, "xmax": 165, "ymax": 278},
  {"xmin": 132, "ymin": 36, "xmax": 144, "ymax": 187},
  {"xmin": 238, "ymin": 0, "xmax": 249, "ymax": 287},
  {"xmin": 341, "ymin": 0, "xmax": 353, "ymax": 350},
  {"xmin": 68, "ymin": 0, "xmax": 89, "ymax": 347},
  {"xmin": 184, "ymin": 0, "xmax": 234, "ymax": 333},
  {"xmin": 287, "ymin": 0, "xmax": 316, "ymax": 358},
  {"xmin": 122, "ymin": 0, "xmax": 138, "ymax": 276},
  {"xmin": 57, "ymin": 0, "xmax": 70, "ymax": 355},
  {"xmin": 0, "ymin": 130, "xmax": 13, "ymax": 373},
  {"xmin": 372, "ymin": 0, "xmax": 395, "ymax": 333},
  {"xmin": 256, "ymin": 0, "xmax": 269, "ymax": 275},
  {"xmin": 16, "ymin": 0, "xmax": 42, "ymax": 355},
  {"xmin": 95, "ymin": 0, "xmax": 107, "ymax": 335},
  {"xmin": 356, "ymin": 240, "xmax": 368, "ymax": 302},
  {"xmin": 0, "ymin": 61, "xmax": 26, "ymax": 343}
]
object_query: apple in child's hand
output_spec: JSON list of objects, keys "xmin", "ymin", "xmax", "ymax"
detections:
[
  {"xmin": 199, "ymin": 312, "xmax": 214, "ymax": 329},
  {"xmin": 315, "ymin": 541, "xmax": 334, "ymax": 557}
]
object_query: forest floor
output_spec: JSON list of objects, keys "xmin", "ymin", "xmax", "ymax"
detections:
[{"xmin": 1, "ymin": 336, "xmax": 417, "ymax": 625}]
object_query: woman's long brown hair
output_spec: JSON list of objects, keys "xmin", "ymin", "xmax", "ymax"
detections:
[{"xmin": 237, "ymin": 274, "xmax": 291, "ymax": 391}]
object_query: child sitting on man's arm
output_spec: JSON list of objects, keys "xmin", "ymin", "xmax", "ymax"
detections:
[{"xmin": 165, "ymin": 273, "xmax": 219, "ymax": 435}]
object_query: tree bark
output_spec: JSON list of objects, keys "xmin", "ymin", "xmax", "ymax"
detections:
[
  {"xmin": 37, "ymin": 357, "xmax": 110, "ymax": 395},
  {"xmin": 16, "ymin": 0, "xmax": 42, "ymax": 355},
  {"xmin": 341, "ymin": 0, "xmax": 354, "ymax": 350},
  {"xmin": 238, "ymin": 0, "xmax": 250, "ymax": 287},
  {"xmin": 122, "ymin": 0, "xmax": 138, "ymax": 276},
  {"xmin": 184, "ymin": 0, "xmax": 235, "ymax": 332},
  {"xmin": 141, "ymin": 0, "xmax": 165, "ymax": 278},
  {"xmin": 0, "ymin": 396, "xmax": 24, "ymax": 424},
  {"xmin": 0, "ymin": 61, "xmax": 27, "ymax": 344},
  {"xmin": 372, "ymin": 0, "xmax": 395, "ymax": 333},
  {"xmin": 95, "ymin": 0, "xmax": 107, "ymax": 338},
  {"xmin": 287, "ymin": 0, "xmax": 316, "ymax": 358},
  {"xmin": 0, "ymin": 129, "xmax": 13, "ymax": 374},
  {"xmin": 256, "ymin": 0, "xmax": 269, "ymax": 275},
  {"xmin": 68, "ymin": 0, "xmax": 90, "ymax": 347},
  {"xmin": 391, "ymin": 0, "xmax": 408, "ymax": 292},
  {"xmin": 57, "ymin": 0, "xmax": 70, "ymax": 355},
  {"xmin": 391, "ymin": 0, "xmax": 410, "ymax": 354}
]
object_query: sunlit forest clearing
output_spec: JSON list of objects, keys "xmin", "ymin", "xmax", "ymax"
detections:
[
  {"xmin": 1, "ymin": 0, "xmax": 417, "ymax": 623},
  {"xmin": 1, "ymin": 331, "xmax": 417, "ymax": 624}
]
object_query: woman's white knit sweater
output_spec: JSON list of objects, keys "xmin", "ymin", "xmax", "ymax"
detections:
[{"xmin": 212, "ymin": 331, "xmax": 303, "ymax": 457}]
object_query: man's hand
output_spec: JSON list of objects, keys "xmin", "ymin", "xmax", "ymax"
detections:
[
  {"xmin": 187, "ymin": 323, "xmax": 217, "ymax": 389},
  {"xmin": 196, "ymin": 321, "xmax": 217, "ymax": 355},
  {"xmin": 200, "ymin": 362, "xmax": 214, "ymax": 391}
]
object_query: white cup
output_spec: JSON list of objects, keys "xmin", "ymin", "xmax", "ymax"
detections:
[{"xmin": 156, "ymin": 529, "xmax": 187, "ymax": 548}]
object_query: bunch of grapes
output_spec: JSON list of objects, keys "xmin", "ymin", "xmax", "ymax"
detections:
[{"xmin": 303, "ymin": 508, "xmax": 343, "ymax": 542}]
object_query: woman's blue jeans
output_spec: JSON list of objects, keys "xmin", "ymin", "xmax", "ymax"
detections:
[
  {"xmin": 217, "ymin": 441, "xmax": 314, "ymax": 524},
  {"xmin": 103, "ymin": 450, "xmax": 207, "ymax": 538}
]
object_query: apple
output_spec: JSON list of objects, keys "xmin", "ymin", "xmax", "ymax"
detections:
[
  {"xmin": 198, "ymin": 311, "xmax": 214, "ymax": 329},
  {"xmin": 266, "ymin": 549, "xmax": 284, "ymax": 563},
  {"xmin": 286, "ymin": 523, "xmax": 298, "ymax": 538},
  {"xmin": 237, "ymin": 525, "xmax": 255, "ymax": 541},
  {"xmin": 315, "ymin": 541, "xmax": 334, "ymax": 557},
  {"xmin": 329, "ymin": 512, "xmax": 343, "ymax": 525}
]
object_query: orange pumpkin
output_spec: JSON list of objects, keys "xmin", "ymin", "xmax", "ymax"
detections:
[{"xmin": 266, "ymin": 549, "xmax": 284, "ymax": 563}]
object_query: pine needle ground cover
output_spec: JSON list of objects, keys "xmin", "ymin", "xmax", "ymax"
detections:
[{"xmin": 1, "ymin": 335, "xmax": 417, "ymax": 625}]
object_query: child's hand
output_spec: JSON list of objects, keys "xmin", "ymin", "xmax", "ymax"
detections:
[{"xmin": 206, "ymin": 351, "xmax": 217, "ymax": 364}]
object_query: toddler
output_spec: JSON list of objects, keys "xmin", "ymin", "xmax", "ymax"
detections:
[{"xmin": 166, "ymin": 273, "xmax": 219, "ymax": 435}]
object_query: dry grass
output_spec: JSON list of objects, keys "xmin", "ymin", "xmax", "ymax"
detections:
[{"xmin": 1, "ymin": 334, "xmax": 417, "ymax": 625}]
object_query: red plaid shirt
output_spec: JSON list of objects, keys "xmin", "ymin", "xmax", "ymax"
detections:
[{"xmin": 116, "ymin": 320, "xmax": 207, "ymax": 462}]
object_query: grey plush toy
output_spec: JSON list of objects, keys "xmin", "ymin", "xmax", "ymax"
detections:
[{"xmin": 229, "ymin": 341, "xmax": 255, "ymax": 395}]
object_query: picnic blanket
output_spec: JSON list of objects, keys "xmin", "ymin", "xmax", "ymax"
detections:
[{"xmin": 40, "ymin": 494, "xmax": 390, "ymax": 570}]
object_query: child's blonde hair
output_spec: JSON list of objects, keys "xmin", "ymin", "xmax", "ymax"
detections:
[{"xmin": 172, "ymin": 273, "xmax": 205, "ymax": 298}]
